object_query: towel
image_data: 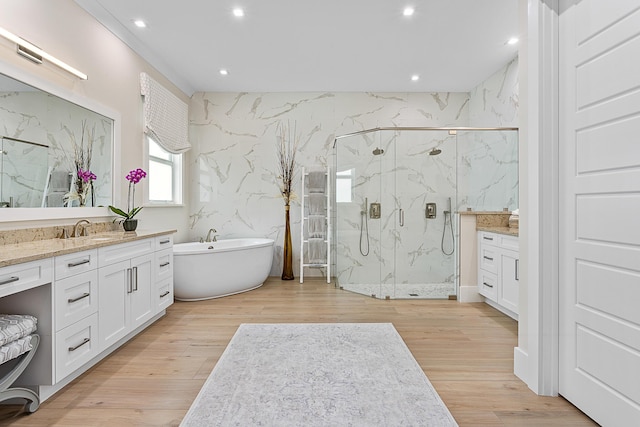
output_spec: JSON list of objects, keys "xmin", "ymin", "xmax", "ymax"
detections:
[
  {"xmin": 308, "ymin": 194, "xmax": 326, "ymax": 215},
  {"xmin": 308, "ymin": 238, "xmax": 326, "ymax": 264},
  {"xmin": 307, "ymin": 171, "xmax": 326, "ymax": 193},
  {"xmin": 308, "ymin": 215, "xmax": 326, "ymax": 239}
]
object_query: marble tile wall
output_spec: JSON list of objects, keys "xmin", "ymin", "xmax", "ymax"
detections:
[
  {"xmin": 189, "ymin": 92, "xmax": 470, "ymax": 277},
  {"xmin": 462, "ymin": 56, "xmax": 519, "ymax": 212},
  {"xmin": 189, "ymin": 58, "xmax": 518, "ymax": 281}
]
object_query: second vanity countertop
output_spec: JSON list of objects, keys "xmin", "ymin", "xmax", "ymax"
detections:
[
  {"xmin": 0, "ymin": 229, "xmax": 176, "ymax": 269},
  {"xmin": 477, "ymin": 226, "xmax": 519, "ymax": 237}
]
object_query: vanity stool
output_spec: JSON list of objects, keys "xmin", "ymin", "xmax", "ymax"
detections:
[{"xmin": 0, "ymin": 314, "xmax": 40, "ymax": 413}]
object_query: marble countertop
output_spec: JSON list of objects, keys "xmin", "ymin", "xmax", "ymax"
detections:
[
  {"xmin": 477, "ymin": 226, "xmax": 519, "ymax": 236},
  {"xmin": 459, "ymin": 210, "xmax": 512, "ymax": 215},
  {"xmin": 0, "ymin": 229, "xmax": 176, "ymax": 268}
]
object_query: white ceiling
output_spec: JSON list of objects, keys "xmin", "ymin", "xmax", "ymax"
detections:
[{"xmin": 75, "ymin": 0, "xmax": 519, "ymax": 96}]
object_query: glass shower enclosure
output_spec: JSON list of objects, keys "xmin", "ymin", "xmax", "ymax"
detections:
[{"xmin": 333, "ymin": 127, "xmax": 518, "ymax": 299}]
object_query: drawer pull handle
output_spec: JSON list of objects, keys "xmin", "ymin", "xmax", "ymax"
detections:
[
  {"xmin": 483, "ymin": 236, "xmax": 494, "ymax": 241},
  {"xmin": 483, "ymin": 282, "xmax": 494, "ymax": 288},
  {"xmin": 68, "ymin": 337, "xmax": 90, "ymax": 352},
  {"xmin": 160, "ymin": 290, "xmax": 170, "ymax": 298},
  {"xmin": 159, "ymin": 239, "xmax": 170, "ymax": 244},
  {"xmin": 0, "ymin": 276, "xmax": 19, "ymax": 286},
  {"xmin": 483, "ymin": 256, "xmax": 493, "ymax": 261},
  {"xmin": 515, "ymin": 259, "xmax": 519, "ymax": 281},
  {"xmin": 68, "ymin": 293, "xmax": 90, "ymax": 303},
  {"xmin": 160, "ymin": 262, "xmax": 170, "ymax": 267},
  {"xmin": 67, "ymin": 259, "xmax": 91, "ymax": 268}
]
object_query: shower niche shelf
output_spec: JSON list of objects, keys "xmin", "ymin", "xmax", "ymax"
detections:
[{"xmin": 299, "ymin": 166, "xmax": 331, "ymax": 284}]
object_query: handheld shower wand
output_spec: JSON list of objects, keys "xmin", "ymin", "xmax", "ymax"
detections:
[
  {"xmin": 441, "ymin": 197, "xmax": 454, "ymax": 256},
  {"xmin": 359, "ymin": 197, "xmax": 370, "ymax": 256}
]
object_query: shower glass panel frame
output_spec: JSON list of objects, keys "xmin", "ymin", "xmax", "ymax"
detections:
[{"xmin": 333, "ymin": 127, "xmax": 518, "ymax": 300}]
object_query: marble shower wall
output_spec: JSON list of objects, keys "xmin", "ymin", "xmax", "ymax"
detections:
[
  {"xmin": 0, "ymin": 91, "xmax": 112, "ymax": 207},
  {"xmin": 462, "ymin": 56, "xmax": 519, "ymax": 211},
  {"xmin": 188, "ymin": 92, "xmax": 470, "ymax": 276}
]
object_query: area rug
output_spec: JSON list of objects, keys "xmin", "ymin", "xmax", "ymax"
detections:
[{"xmin": 180, "ymin": 323, "xmax": 458, "ymax": 426}]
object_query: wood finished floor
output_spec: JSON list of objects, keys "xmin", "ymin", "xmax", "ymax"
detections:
[{"xmin": 0, "ymin": 278, "xmax": 596, "ymax": 426}]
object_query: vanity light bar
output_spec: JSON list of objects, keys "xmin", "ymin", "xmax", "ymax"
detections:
[{"xmin": 0, "ymin": 26, "xmax": 88, "ymax": 80}]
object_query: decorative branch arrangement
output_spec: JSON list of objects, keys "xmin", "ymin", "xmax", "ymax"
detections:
[
  {"xmin": 65, "ymin": 120, "xmax": 96, "ymax": 206},
  {"xmin": 275, "ymin": 121, "xmax": 300, "ymax": 280},
  {"xmin": 276, "ymin": 121, "xmax": 300, "ymax": 206}
]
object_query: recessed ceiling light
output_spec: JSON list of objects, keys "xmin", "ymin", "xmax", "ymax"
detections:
[
  {"xmin": 233, "ymin": 8, "xmax": 245, "ymax": 17},
  {"xmin": 411, "ymin": 74, "xmax": 420, "ymax": 82},
  {"xmin": 403, "ymin": 7, "xmax": 415, "ymax": 17},
  {"xmin": 219, "ymin": 69, "xmax": 229, "ymax": 76},
  {"xmin": 507, "ymin": 37, "xmax": 519, "ymax": 45},
  {"xmin": 133, "ymin": 20, "xmax": 147, "ymax": 28}
]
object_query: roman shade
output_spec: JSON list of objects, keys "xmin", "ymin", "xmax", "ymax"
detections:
[{"xmin": 140, "ymin": 72, "xmax": 191, "ymax": 154}]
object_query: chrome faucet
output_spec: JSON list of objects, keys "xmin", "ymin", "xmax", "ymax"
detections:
[
  {"xmin": 73, "ymin": 219, "xmax": 91, "ymax": 237},
  {"xmin": 205, "ymin": 228, "xmax": 217, "ymax": 242}
]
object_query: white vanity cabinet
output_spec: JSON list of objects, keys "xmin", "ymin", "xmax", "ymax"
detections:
[
  {"xmin": 154, "ymin": 235, "xmax": 174, "ymax": 312},
  {"xmin": 98, "ymin": 240, "xmax": 155, "ymax": 351},
  {"xmin": 477, "ymin": 231, "xmax": 519, "ymax": 320},
  {"xmin": 54, "ymin": 250, "xmax": 100, "ymax": 381},
  {"xmin": 0, "ymin": 231, "xmax": 174, "ymax": 401}
]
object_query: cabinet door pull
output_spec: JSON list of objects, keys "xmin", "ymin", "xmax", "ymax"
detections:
[
  {"xmin": 159, "ymin": 239, "xmax": 170, "ymax": 244},
  {"xmin": 68, "ymin": 337, "xmax": 90, "ymax": 352},
  {"xmin": 483, "ymin": 282, "xmax": 494, "ymax": 288},
  {"xmin": 483, "ymin": 256, "xmax": 493, "ymax": 261},
  {"xmin": 67, "ymin": 259, "xmax": 91, "ymax": 268},
  {"xmin": 399, "ymin": 209, "xmax": 404, "ymax": 227},
  {"xmin": 160, "ymin": 290, "xmax": 170, "ymax": 298},
  {"xmin": 133, "ymin": 266, "xmax": 138, "ymax": 291},
  {"xmin": 127, "ymin": 268, "xmax": 133, "ymax": 294},
  {"xmin": 0, "ymin": 276, "xmax": 19, "ymax": 286},
  {"xmin": 160, "ymin": 262, "xmax": 170, "ymax": 267},
  {"xmin": 68, "ymin": 292, "xmax": 90, "ymax": 303},
  {"xmin": 483, "ymin": 236, "xmax": 494, "ymax": 241},
  {"xmin": 515, "ymin": 259, "xmax": 519, "ymax": 281}
]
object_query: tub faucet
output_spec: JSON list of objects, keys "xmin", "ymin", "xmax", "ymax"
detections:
[
  {"xmin": 205, "ymin": 228, "xmax": 217, "ymax": 242},
  {"xmin": 73, "ymin": 219, "xmax": 91, "ymax": 237}
]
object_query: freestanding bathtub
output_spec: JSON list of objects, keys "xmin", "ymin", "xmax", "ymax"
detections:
[{"xmin": 173, "ymin": 238, "xmax": 274, "ymax": 301}]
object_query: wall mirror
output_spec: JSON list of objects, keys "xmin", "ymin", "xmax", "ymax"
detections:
[{"xmin": 0, "ymin": 62, "xmax": 120, "ymax": 223}]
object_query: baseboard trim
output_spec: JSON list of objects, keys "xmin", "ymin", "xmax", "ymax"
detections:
[
  {"xmin": 514, "ymin": 346, "xmax": 528, "ymax": 385},
  {"xmin": 459, "ymin": 285, "xmax": 482, "ymax": 303}
]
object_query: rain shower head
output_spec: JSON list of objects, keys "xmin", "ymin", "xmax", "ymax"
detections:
[
  {"xmin": 429, "ymin": 147, "xmax": 442, "ymax": 156},
  {"xmin": 372, "ymin": 148, "xmax": 384, "ymax": 155}
]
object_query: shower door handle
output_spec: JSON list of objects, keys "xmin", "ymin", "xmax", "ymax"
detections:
[{"xmin": 399, "ymin": 209, "xmax": 404, "ymax": 227}]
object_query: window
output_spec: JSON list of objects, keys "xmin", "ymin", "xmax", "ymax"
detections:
[
  {"xmin": 147, "ymin": 136, "xmax": 183, "ymax": 205},
  {"xmin": 336, "ymin": 169, "xmax": 353, "ymax": 203}
]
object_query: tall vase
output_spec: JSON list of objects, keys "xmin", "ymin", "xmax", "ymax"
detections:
[{"xmin": 281, "ymin": 204, "xmax": 294, "ymax": 280}]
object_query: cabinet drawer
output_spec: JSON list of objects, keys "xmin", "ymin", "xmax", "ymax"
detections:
[
  {"xmin": 157, "ymin": 277, "xmax": 173, "ymax": 311},
  {"xmin": 155, "ymin": 249, "xmax": 173, "ymax": 282},
  {"xmin": 55, "ymin": 249, "xmax": 98, "ymax": 280},
  {"xmin": 55, "ymin": 312, "xmax": 99, "ymax": 382},
  {"xmin": 98, "ymin": 239, "xmax": 153, "ymax": 267},
  {"xmin": 55, "ymin": 270, "xmax": 99, "ymax": 331},
  {"xmin": 478, "ymin": 270, "xmax": 498, "ymax": 301},
  {"xmin": 479, "ymin": 231, "xmax": 498, "ymax": 247},
  {"xmin": 155, "ymin": 234, "xmax": 173, "ymax": 250},
  {"xmin": 0, "ymin": 258, "xmax": 53, "ymax": 298},
  {"xmin": 479, "ymin": 246, "xmax": 498, "ymax": 274},
  {"xmin": 500, "ymin": 235, "xmax": 519, "ymax": 251}
]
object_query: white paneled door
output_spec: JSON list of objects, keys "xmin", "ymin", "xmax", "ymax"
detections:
[{"xmin": 559, "ymin": 1, "xmax": 640, "ymax": 425}]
